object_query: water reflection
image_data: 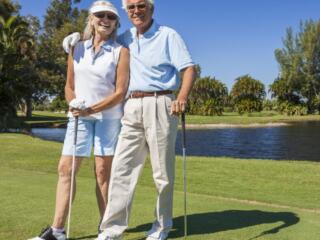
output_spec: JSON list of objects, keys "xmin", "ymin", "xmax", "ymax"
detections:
[
  {"xmin": 176, "ymin": 121, "xmax": 320, "ymax": 161},
  {"xmin": 32, "ymin": 121, "xmax": 320, "ymax": 161}
]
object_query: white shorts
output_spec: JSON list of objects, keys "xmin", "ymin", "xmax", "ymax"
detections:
[{"xmin": 62, "ymin": 117, "xmax": 121, "ymax": 157}]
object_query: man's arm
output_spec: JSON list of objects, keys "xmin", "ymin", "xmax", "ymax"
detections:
[
  {"xmin": 171, "ymin": 65, "xmax": 196, "ymax": 115},
  {"xmin": 62, "ymin": 32, "xmax": 81, "ymax": 53}
]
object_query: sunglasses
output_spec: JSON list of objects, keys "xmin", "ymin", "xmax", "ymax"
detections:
[
  {"xmin": 126, "ymin": 3, "xmax": 147, "ymax": 12},
  {"xmin": 93, "ymin": 12, "xmax": 118, "ymax": 20}
]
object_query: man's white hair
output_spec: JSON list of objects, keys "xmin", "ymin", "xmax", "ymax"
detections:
[{"xmin": 121, "ymin": 0, "xmax": 154, "ymax": 10}]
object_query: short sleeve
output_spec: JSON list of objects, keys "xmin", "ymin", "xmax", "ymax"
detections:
[{"xmin": 168, "ymin": 30, "xmax": 194, "ymax": 71}]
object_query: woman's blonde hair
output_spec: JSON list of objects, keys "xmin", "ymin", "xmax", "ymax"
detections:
[{"xmin": 83, "ymin": 1, "xmax": 119, "ymax": 41}]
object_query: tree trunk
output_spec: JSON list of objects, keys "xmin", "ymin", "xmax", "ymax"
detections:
[{"xmin": 25, "ymin": 97, "xmax": 32, "ymax": 119}]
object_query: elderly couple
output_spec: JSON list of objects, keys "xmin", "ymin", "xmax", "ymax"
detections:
[{"xmin": 29, "ymin": 0, "xmax": 195, "ymax": 240}]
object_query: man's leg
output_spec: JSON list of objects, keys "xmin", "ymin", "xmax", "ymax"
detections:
[
  {"xmin": 144, "ymin": 95, "xmax": 178, "ymax": 237},
  {"xmin": 99, "ymin": 98, "xmax": 149, "ymax": 238}
]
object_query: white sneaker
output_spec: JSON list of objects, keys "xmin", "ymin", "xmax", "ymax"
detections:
[
  {"xmin": 95, "ymin": 231, "xmax": 122, "ymax": 240},
  {"xmin": 146, "ymin": 231, "xmax": 169, "ymax": 240}
]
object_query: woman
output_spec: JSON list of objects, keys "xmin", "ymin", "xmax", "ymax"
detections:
[{"xmin": 29, "ymin": 1, "xmax": 129, "ymax": 240}]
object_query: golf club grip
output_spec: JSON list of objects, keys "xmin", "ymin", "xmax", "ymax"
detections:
[
  {"xmin": 74, "ymin": 116, "xmax": 79, "ymax": 145},
  {"xmin": 181, "ymin": 112, "xmax": 186, "ymax": 147}
]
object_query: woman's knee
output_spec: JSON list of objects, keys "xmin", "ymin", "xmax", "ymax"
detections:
[
  {"xmin": 95, "ymin": 156, "xmax": 112, "ymax": 181},
  {"xmin": 57, "ymin": 161, "xmax": 72, "ymax": 178},
  {"xmin": 57, "ymin": 156, "xmax": 80, "ymax": 178},
  {"xmin": 95, "ymin": 166, "xmax": 109, "ymax": 183}
]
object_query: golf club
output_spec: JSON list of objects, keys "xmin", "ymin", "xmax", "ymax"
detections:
[
  {"xmin": 66, "ymin": 116, "xmax": 78, "ymax": 239},
  {"xmin": 181, "ymin": 112, "xmax": 187, "ymax": 239}
]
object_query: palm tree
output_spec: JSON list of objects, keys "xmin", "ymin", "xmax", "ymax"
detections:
[
  {"xmin": 230, "ymin": 75, "xmax": 266, "ymax": 114},
  {"xmin": 0, "ymin": 14, "xmax": 34, "ymax": 129}
]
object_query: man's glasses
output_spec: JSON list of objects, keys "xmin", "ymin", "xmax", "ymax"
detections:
[
  {"xmin": 93, "ymin": 12, "xmax": 118, "ymax": 21},
  {"xmin": 126, "ymin": 3, "xmax": 147, "ymax": 12}
]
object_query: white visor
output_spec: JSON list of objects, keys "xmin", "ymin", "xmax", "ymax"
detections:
[{"xmin": 90, "ymin": 4, "xmax": 120, "ymax": 18}]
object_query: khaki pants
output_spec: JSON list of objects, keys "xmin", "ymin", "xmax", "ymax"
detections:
[{"xmin": 100, "ymin": 94, "xmax": 178, "ymax": 238}]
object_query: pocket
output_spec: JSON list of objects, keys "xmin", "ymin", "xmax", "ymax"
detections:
[
  {"xmin": 122, "ymin": 99, "xmax": 141, "ymax": 125},
  {"xmin": 163, "ymin": 95, "xmax": 178, "ymax": 122},
  {"xmin": 164, "ymin": 94, "xmax": 173, "ymax": 114}
]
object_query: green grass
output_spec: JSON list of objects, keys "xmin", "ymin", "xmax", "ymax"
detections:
[
  {"xmin": 17, "ymin": 111, "xmax": 320, "ymax": 128},
  {"xmin": 186, "ymin": 111, "xmax": 320, "ymax": 125},
  {"xmin": 17, "ymin": 111, "xmax": 68, "ymax": 128},
  {"xmin": 0, "ymin": 133, "xmax": 320, "ymax": 239}
]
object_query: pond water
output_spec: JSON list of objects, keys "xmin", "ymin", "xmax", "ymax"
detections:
[{"xmin": 31, "ymin": 121, "xmax": 320, "ymax": 161}]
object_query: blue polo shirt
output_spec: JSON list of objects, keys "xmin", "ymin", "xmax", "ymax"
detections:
[{"xmin": 117, "ymin": 20, "xmax": 194, "ymax": 92}]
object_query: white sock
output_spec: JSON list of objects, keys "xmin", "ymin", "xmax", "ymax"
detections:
[{"xmin": 51, "ymin": 227, "xmax": 65, "ymax": 233}]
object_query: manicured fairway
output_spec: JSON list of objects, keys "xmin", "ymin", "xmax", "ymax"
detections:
[
  {"xmin": 17, "ymin": 111, "xmax": 320, "ymax": 128},
  {"xmin": 0, "ymin": 133, "xmax": 319, "ymax": 239}
]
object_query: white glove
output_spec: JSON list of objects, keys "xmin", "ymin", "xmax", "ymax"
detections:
[
  {"xmin": 62, "ymin": 32, "xmax": 81, "ymax": 53},
  {"xmin": 69, "ymin": 98, "xmax": 86, "ymax": 110}
]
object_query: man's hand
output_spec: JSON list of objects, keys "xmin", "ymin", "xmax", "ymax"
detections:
[
  {"xmin": 62, "ymin": 32, "xmax": 81, "ymax": 53},
  {"xmin": 170, "ymin": 98, "xmax": 187, "ymax": 115},
  {"xmin": 171, "ymin": 65, "xmax": 196, "ymax": 115}
]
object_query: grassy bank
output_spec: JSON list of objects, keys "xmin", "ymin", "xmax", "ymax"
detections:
[
  {"xmin": 186, "ymin": 111, "xmax": 320, "ymax": 125},
  {"xmin": 18, "ymin": 111, "xmax": 68, "ymax": 128},
  {"xmin": 0, "ymin": 133, "xmax": 319, "ymax": 239},
  {"xmin": 14, "ymin": 111, "xmax": 320, "ymax": 128}
]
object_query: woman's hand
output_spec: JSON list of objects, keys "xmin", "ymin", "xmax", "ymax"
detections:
[{"xmin": 70, "ymin": 107, "xmax": 94, "ymax": 117}]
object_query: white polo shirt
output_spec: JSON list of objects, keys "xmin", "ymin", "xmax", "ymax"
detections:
[{"xmin": 72, "ymin": 39, "xmax": 123, "ymax": 119}]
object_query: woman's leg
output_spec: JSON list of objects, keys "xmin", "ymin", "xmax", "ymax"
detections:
[
  {"xmin": 94, "ymin": 155, "xmax": 113, "ymax": 218},
  {"xmin": 93, "ymin": 118, "xmax": 121, "ymax": 219},
  {"xmin": 52, "ymin": 155, "xmax": 83, "ymax": 228}
]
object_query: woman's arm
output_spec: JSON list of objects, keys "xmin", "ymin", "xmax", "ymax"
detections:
[
  {"xmin": 84, "ymin": 47, "xmax": 130, "ymax": 115},
  {"xmin": 65, "ymin": 52, "xmax": 76, "ymax": 103}
]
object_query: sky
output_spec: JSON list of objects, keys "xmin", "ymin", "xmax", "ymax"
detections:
[{"xmin": 16, "ymin": 0, "xmax": 320, "ymax": 92}]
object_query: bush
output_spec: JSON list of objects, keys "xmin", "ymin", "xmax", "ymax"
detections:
[
  {"xmin": 230, "ymin": 75, "xmax": 266, "ymax": 114},
  {"xmin": 275, "ymin": 101, "xmax": 308, "ymax": 116},
  {"xmin": 234, "ymin": 99, "xmax": 263, "ymax": 115},
  {"xmin": 263, "ymin": 99, "xmax": 276, "ymax": 111},
  {"xmin": 188, "ymin": 77, "xmax": 228, "ymax": 116},
  {"xmin": 49, "ymin": 96, "xmax": 68, "ymax": 112}
]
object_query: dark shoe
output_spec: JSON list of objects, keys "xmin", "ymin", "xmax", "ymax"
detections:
[{"xmin": 28, "ymin": 226, "xmax": 66, "ymax": 240}]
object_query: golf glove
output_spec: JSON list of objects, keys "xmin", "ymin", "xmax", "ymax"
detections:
[
  {"xmin": 62, "ymin": 32, "xmax": 81, "ymax": 53},
  {"xmin": 69, "ymin": 98, "xmax": 86, "ymax": 110}
]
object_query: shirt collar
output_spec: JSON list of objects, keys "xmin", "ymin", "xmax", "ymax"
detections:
[
  {"xmin": 131, "ymin": 19, "xmax": 159, "ymax": 39},
  {"xmin": 85, "ymin": 38, "xmax": 114, "ymax": 51}
]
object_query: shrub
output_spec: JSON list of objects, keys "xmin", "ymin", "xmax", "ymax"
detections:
[
  {"xmin": 230, "ymin": 75, "xmax": 266, "ymax": 114},
  {"xmin": 275, "ymin": 101, "xmax": 308, "ymax": 116},
  {"xmin": 188, "ymin": 77, "xmax": 228, "ymax": 116}
]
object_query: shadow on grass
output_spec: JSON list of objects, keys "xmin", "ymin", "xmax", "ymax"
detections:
[
  {"xmin": 128, "ymin": 210, "xmax": 299, "ymax": 239},
  {"xmin": 69, "ymin": 234, "xmax": 97, "ymax": 240}
]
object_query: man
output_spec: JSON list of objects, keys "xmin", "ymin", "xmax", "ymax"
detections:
[{"xmin": 64, "ymin": 0, "xmax": 195, "ymax": 239}]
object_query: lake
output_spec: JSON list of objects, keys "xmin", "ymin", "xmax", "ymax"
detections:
[{"xmin": 31, "ymin": 121, "xmax": 320, "ymax": 161}]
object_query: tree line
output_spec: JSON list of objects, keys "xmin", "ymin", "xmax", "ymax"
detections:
[
  {"xmin": 188, "ymin": 20, "xmax": 320, "ymax": 116},
  {"xmin": 1, "ymin": 0, "xmax": 320, "ymax": 130},
  {"xmin": 0, "ymin": 0, "xmax": 86, "ymax": 129}
]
